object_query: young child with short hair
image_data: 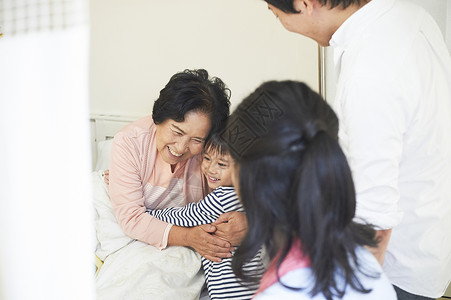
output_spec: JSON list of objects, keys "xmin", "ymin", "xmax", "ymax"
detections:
[{"xmin": 147, "ymin": 133, "xmax": 264, "ymax": 300}]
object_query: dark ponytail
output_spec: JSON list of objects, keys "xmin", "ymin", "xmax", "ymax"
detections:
[
  {"xmin": 227, "ymin": 81, "xmax": 379, "ymax": 300},
  {"xmin": 292, "ymin": 130, "xmax": 378, "ymax": 299}
]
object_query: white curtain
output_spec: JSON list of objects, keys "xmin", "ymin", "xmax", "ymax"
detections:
[{"xmin": 0, "ymin": 1, "xmax": 95, "ymax": 299}]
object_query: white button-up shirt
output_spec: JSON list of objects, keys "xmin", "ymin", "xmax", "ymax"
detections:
[{"xmin": 330, "ymin": 0, "xmax": 451, "ymax": 297}]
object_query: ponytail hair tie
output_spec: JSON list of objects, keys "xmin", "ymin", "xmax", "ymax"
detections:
[{"xmin": 303, "ymin": 120, "xmax": 328, "ymax": 142}]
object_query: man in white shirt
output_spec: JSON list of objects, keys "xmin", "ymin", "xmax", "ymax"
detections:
[{"xmin": 262, "ymin": 0, "xmax": 451, "ymax": 299}]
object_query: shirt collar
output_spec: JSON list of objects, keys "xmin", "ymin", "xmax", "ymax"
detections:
[
  {"xmin": 254, "ymin": 239, "xmax": 310, "ymax": 297},
  {"xmin": 329, "ymin": 0, "xmax": 395, "ymax": 51}
]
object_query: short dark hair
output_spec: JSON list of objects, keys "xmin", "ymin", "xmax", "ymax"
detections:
[
  {"xmin": 152, "ymin": 69, "xmax": 231, "ymax": 140},
  {"xmin": 226, "ymin": 81, "xmax": 378, "ymax": 300},
  {"xmin": 204, "ymin": 132, "xmax": 230, "ymax": 157},
  {"xmin": 264, "ymin": 0, "xmax": 367, "ymax": 12}
]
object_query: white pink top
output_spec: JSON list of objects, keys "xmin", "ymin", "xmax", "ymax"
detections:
[
  {"xmin": 108, "ymin": 116, "xmax": 206, "ymax": 249},
  {"xmin": 254, "ymin": 240, "xmax": 396, "ymax": 299}
]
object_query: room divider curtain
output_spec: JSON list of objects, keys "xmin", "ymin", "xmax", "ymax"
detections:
[{"xmin": 0, "ymin": 1, "xmax": 95, "ymax": 299}]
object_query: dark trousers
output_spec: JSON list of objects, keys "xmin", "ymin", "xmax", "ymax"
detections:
[{"xmin": 393, "ymin": 285, "xmax": 436, "ymax": 300}]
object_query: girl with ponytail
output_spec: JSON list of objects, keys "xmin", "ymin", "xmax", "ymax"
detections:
[{"xmin": 224, "ymin": 81, "xmax": 396, "ymax": 300}]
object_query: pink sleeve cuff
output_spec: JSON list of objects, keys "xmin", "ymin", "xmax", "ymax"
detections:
[{"xmin": 157, "ymin": 223, "xmax": 174, "ymax": 250}]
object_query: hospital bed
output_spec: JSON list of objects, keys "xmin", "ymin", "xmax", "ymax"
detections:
[{"xmin": 90, "ymin": 114, "xmax": 206, "ymax": 300}]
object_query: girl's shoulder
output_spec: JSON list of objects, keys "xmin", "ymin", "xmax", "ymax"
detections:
[{"xmin": 256, "ymin": 247, "xmax": 396, "ymax": 300}]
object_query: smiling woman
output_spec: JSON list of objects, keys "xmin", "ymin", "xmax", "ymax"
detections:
[
  {"xmin": 155, "ymin": 112, "xmax": 211, "ymax": 168},
  {"xmin": 152, "ymin": 69, "xmax": 230, "ymax": 169},
  {"xmin": 96, "ymin": 69, "xmax": 249, "ymax": 299}
]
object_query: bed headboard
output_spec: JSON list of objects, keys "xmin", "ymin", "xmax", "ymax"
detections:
[{"xmin": 90, "ymin": 114, "xmax": 140, "ymax": 170}]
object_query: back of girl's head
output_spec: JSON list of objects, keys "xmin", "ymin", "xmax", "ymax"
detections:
[
  {"xmin": 152, "ymin": 69, "xmax": 231, "ymax": 139},
  {"xmin": 227, "ymin": 81, "xmax": 377, "ymax": 299},
  {"xmin": 225, "ymin": 80, "xmax": 338, "ymax": 160}
]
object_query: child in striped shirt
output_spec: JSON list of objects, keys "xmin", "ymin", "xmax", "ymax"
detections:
[{"xmin": 147, "ymin": 133, "xmax": 264, "ymax": 300}]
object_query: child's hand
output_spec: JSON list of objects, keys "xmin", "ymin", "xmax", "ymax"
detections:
[
  {"xmin": 213, "ymin": 211, "xmax": 248, "ymax": 246},
  {"xmin": 102, "ymin": 170, "xmax": 110, "ymax": 185}
]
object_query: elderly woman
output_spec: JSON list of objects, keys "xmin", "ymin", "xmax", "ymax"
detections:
[{"xmin": 97, "ymin": 69, "xmax": 247, "ymax": 299}]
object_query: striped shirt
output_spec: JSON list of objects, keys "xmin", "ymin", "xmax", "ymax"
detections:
[{"xmin": 148, "ymin": 186, "xmax": 264, "ymax": 300}]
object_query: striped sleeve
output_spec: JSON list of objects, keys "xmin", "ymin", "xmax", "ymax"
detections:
[{"xmin": 148, "ymin": 187, "xmax": 242, "ymax": 227}]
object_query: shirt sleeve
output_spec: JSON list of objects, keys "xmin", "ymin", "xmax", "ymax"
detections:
[
  {"xmin": 147, "ymin": 188, "xmax": 241, "ymax": 227},
  {"xmin": 108, "ymin": 131, "xmax": 172, "ymax": 250},
  {"xmin": 338, "ymin": 77, "xmax": 405, "ymax": 229}
]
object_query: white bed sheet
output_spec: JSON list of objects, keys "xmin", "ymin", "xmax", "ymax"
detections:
[{"xmin": 92, "ymin": 170, "xmax": 205, "ymax": 300}]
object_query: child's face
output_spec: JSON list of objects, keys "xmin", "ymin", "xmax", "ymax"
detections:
[{"xmin": 201, "ymin": 149, "xmax": 234, "ymax": 190}]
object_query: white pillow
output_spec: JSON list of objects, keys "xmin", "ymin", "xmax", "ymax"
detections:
[
  {"xmin": 91, "ymin": 170, "xmax": 134, "ymax": 261},
  {"xmin": 95, "ymin": 139, "xmax": 114, "ymax": 171}
]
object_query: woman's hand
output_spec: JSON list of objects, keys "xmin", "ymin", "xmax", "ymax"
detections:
[
  {"xmin": 168, "ymin": 225, "xmax": 234, "ymax": 262},
  {"xmin": 212, "ymin": 211, "xmax": 248, "ymax": 246}
]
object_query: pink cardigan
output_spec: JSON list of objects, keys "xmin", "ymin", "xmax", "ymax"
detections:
[{"xmin": 108, "ymin": 116, "xmax": 206, "ymax": 249}]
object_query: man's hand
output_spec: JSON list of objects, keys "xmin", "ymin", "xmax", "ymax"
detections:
[
  {"xmin": 367, "ymin": 228, "xmax": 392, "ymax": 265},
  {"xmin": 212, "ymin": 211, "xmax": 248, "ymax": 246}
]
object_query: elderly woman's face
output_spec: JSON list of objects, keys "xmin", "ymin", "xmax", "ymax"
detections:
[{"xmin": 156, "ymin": 111, "xmax": 211, "ymax": 165}]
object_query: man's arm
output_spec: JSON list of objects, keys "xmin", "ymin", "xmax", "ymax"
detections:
[{"xmin": 368, "ymin": 228, "xmax": 392, "ymax": 265}]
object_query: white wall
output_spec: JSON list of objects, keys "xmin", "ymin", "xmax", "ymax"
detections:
[
  {"xmin": 89, "ymin": 0, "xmax": 319, "ymax": 117},
  {"xmin": 448, "ymin": 1, "xmax": 451, "ymax": 51}
]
